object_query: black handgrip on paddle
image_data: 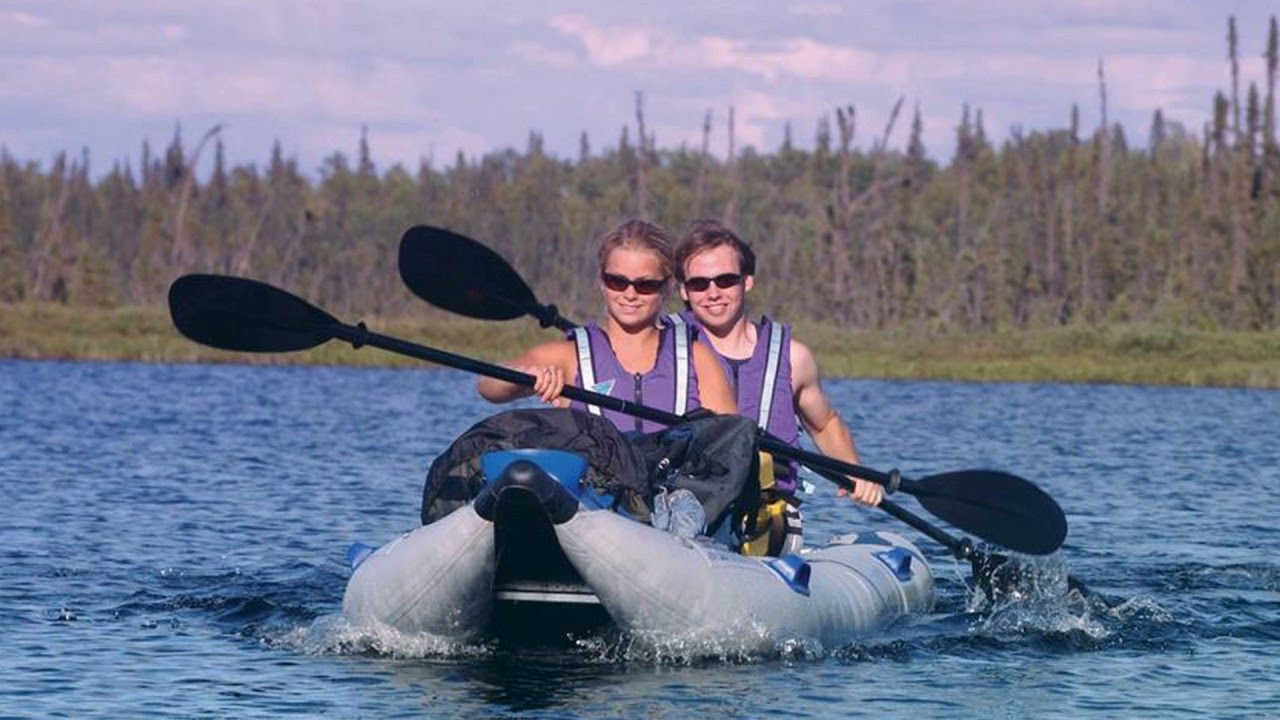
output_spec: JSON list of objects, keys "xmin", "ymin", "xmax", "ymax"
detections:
[
  {"xmin": 531, "ymin": 303, "xmax": 574, "ymax": 331},
  {"xmin": 351, "ymin": 321, "xmax": 370, "ymax": 349}
]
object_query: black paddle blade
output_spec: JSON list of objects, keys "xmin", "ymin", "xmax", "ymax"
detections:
[
  {"xmin": 398, "ymin": 225, "xmax": 540, "ymax": 321},
  {"xmin": 914, "ymin": 470, "xmax": 1067, "ymax": 556},
  {"xmin": 168, "ymin": 274, "xmax": 338, "ymax": 353}
]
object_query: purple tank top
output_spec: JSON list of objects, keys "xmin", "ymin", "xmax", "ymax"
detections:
[
  {"xmin": 568, "ymin": 319, "xmax": 701, "ymax": 434},
  {"xmin": 677, "ymin": 311, "xmax": 800, "ymax": 492}
]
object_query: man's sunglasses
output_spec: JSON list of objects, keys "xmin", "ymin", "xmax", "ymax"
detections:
[
  {"xmin": 682, "ymin": 273, "xmax": 743, "ymax": 292},
  {"xmin": 601, "ymin": 272, "xmax": 668, "ymax": 295}
]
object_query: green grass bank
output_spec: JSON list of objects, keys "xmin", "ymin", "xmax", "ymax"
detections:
[{"xmin": 2, "ymin": 303, "xmax": 1277, "ymax": 389}]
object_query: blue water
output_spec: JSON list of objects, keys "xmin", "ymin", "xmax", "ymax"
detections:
[{"xmin": 3, "ymin": 359, "xmax": 1278, "ymax": 718}]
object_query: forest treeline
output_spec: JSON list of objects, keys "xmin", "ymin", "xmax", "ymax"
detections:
[{"xmin": 2, "ymin": 17, "xmax": 1278, "ymax": 331}]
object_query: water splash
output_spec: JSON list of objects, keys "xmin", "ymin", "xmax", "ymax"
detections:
[
  {"xmin": 960, "ymin": 552, "xmax": 1176, "ymax": 651},
  {"xmin": 265, "ymin": 613, "xmax": 496, "ymax": 659}
]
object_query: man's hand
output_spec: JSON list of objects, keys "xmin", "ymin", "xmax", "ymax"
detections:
[{"xmin": 837, "ymin": 477, "xmax": 884, "ymax": 507}]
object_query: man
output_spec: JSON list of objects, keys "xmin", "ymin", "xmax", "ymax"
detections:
[{"xmin": 674, "ymin": 220, "xmax": 883, "ymax": 511}]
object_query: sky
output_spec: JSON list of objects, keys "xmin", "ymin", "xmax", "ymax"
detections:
[{"xmin": 2, "ymin": 1, "xmax": 1277, "ymax": 178}]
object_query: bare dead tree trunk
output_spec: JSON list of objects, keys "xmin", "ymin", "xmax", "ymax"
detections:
[
  {"xmin": 31, "ymin": 158, "xmax": 72, "ymax": 302},
  {"xmin": 1262, "ymin": 18, "xmax": 1278, "ymax": 200},
  {"xmin": 836, "ymin": 105, "xmax": 854, "ymax": 212},
  {"xmin": 696, "ymin": 110, "xmax": 711, "ymax": 215},
  {"xmin": 724, "ymin": 105, "xmax": 739, "ymax": 227},
  {"xmin": 232, "ymin": 187, "xmax": 275, "ymax": 277},
  {"xmin": 1229, "ymin": 17, "xmax": 1241, "ymax": 145},
  {"xmin": 828, "ymin": 105, "xmax": 856, "ymax": 312},
  {"xmin": 872, "ymin": 96, "xmax": 904, "ymax": 325},
  {"xmin": 273, "ymin": 208, "xmax": 310, "ymax": 291},
  {"xmin": 170, "ymin": 124, "xmax": 223, "ymax": 274},
  {"xmin": 634, "ymin": 92, "xmax": 649, "ymax": 217},
  {"xmin": 1086, "ymin": 60, "xmax": 1110, "ymax": 316},
  {"xmin": 874, "ymin": 97, "xmax": 905, "ymax": 157},
  {"xmin": 1059, "ymin": 105, "xmax": 1079, "ymax": 323}
]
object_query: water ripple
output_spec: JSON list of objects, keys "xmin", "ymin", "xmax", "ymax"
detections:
[{"xmin": 4, "ymin": 361, "xmax": 1279, "ymax": 717}]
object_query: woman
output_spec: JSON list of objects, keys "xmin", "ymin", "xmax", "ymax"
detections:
[{"xmin": 477, "ymin": 219, "xmax": 736, "ymax": 431}]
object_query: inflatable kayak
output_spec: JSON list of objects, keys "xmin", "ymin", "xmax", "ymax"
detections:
[{"xmin": 343, "ymin": 446, "xmax": 936, "ymax": 647}]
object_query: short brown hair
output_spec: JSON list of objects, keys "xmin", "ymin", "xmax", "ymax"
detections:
[
  {"xmin": 597, "ymin": 218, "xmax": 675, "ymax": 278},
  {"xmin": 674, "ymin": 219, "xmax": 756, "ymax": 281}
]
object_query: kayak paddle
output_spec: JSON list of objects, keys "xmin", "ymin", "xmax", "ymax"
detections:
[{"xmin": 169, "ymin": 272, "xmax": 1067, "ymax": 560}]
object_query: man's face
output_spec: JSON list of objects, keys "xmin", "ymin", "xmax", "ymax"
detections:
[{"xmin": 679, "ymin": 244, "xmax": 753, "ymax": 331}]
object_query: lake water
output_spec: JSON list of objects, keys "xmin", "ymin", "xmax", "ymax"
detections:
[{"xmin": 3, "ymin": 359, "xmax": 1277, "ymax": 718}]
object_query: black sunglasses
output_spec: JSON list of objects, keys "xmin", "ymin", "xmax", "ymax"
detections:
[
  {"xmin": 601, "ymin": 272, "xmax": 667, "ymax": 295},
  {"xmin": 683, "ymin": 273, "xmax": 743, "ymax": 292}
]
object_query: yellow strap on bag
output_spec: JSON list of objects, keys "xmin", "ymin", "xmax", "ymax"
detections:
[
  {"xmin": 758, "ymin": 451, "xmax": 776, "ymax": 492},
  {"xmin": 741, "ymin": 451, "xmax": 791, "ymax": 557},
  {"xmin": 741, "ymin": 498, "xmax": 790, "ymax": 556}
]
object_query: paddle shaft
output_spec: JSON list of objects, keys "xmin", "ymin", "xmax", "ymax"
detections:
[
  {"xmin": 878, "ymin": 498, "xmax": 975, "ymax": 556},
  {"xmin": 368, "ymin": 317, "xmax": 1043, "ymax": 593},
  {"xmin": 354, "ymin": 318, "xmax": 1075, "ymax": 597},
  {"xmin": 168, "ymin": 270, "xmax": 1076, "ymax": 598},
  {"xmin": 173, "ymin": 270, "xmax": 1067, "ymax": 553},
  {"xmin": 778, "ymin": 434, "xmax": 984, "ymax": 561},
  {"xmin": 330, "ymin": 319, "xmax": 918, "ymax": 497}
]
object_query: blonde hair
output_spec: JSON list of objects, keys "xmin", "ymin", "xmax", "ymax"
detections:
[{"xmin": 597, "ymin": 219, "xmax": 675, "ymax": 279}]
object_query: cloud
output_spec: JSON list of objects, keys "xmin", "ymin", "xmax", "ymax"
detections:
[
  {"xmin": 3, "ymin": 52, "xmax": 438, "ymax": 123},
  {"xmin": 718, "ymin": 36, "xmax": 883, "ymax": 83},
  {"xmin": 511, "ymin": 41, "xmax": 578, "ymax": 68},
  {"xmin": 6, "ymin": 10, "xmax": 49, "ymax": 28},
  {"xmin": 788, "ymin": 3, "xmax": 844, "ymax": 18},
  {"xmin": 1105, "ymin": 54, "xmax": 1216, "ymax": 115},
  {"xmin": 544, "ymin": 13, "xmax": 1123, "ymax": 94},
  {"xmin": 549, "ymin": 14, "xmax": 661, "ymax": 66},
  {"xmin": 3, "ymin": 0, "xmax": 1268, "ymax": 175},
  {"xmin": 547, "ymin": 14, "xmax": 899, "ymax": 86}
]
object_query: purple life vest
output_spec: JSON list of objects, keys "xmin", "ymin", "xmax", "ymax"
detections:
[
  {"xmin": 675, "ymin": 311, "xmax": 800, "ymax": 492},
  {"xmin": 568, "ymin": 318, "xmax": 700, "ymax": 434}
]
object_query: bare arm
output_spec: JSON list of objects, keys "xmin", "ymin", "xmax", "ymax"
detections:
[
  {"xmin": 791, "ymin": 339, "xmax": 883, "ymax": 507},
  {"xmin": 692, "ymin": 341, "xmax": 738, "ymax": 415},
  {"xmin": 476, "ymin": 340, "xmax": 577, "ymax": 405}
]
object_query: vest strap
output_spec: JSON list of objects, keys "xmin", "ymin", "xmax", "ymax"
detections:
[
  {"xmin": 572, "ymin": 327, "xmax": 603, "ymax": 416},
  {"xmin": 757, "ymin": 321, "xmax": 784, "ymax": 429},
  {"xmin": 665, "ymin": 314, "xmax": 690, "ymax": 416}
]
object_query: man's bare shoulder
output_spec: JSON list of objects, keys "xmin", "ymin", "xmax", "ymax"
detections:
[{"xmin": 786, "ymin": 334, "xmax": 822, "ymax": 390}]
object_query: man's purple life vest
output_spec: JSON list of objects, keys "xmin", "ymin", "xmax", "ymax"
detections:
[
  {"xmin": 568, "ymin": 317, "xmax": 700, "ymax": 434},
  {"xmin": 675, "ymin": 311, "xmax": 801, "ymax": 493}
]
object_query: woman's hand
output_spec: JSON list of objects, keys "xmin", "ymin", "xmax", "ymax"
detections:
[{"xmin": 515, "ymin": 363, "xmax": 566, "ymax": 404}]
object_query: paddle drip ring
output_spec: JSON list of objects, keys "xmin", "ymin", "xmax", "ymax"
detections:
[
  {"xmin": 886, "ymin": 468, "xmax": 902, "ymax": 494},
  {"xmin": 351, "ymin": 321, "xmax": 369, "ymax": 349},
  {"xmin": 534, "ymin": 304, "xmax": 561, "ymax": 329}
]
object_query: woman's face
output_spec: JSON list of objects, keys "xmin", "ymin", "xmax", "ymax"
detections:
[{"xmin": 600, "ymin": 246, "xmax": 669, "ymax": 330}]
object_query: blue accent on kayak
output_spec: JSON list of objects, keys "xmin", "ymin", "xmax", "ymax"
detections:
[
  {"xmin": 764, "ymin": 554, "xmax": 812, "ymax": 595},
  {"xmin": 874, "ymin": 547, "xmax": 914, "ymax": 582},
  {"xmin": 481, "ymin": 449, "xmax": 616, "ymax": 511},
  {"xmin": 346, "ymin": 542, "xmax": 375, "ymax": 570},
  {"xmin": 482, "ymin": 449, "xmax": 587, "ymax": 487},
  {"xmin": 851, "ymin": 531, "xmax": 890, "ymax": 546}
]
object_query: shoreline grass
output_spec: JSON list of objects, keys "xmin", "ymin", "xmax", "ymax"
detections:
[{"xmin": 3, "ymin": 302, "xmax": 1278, "ymax": 389}]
